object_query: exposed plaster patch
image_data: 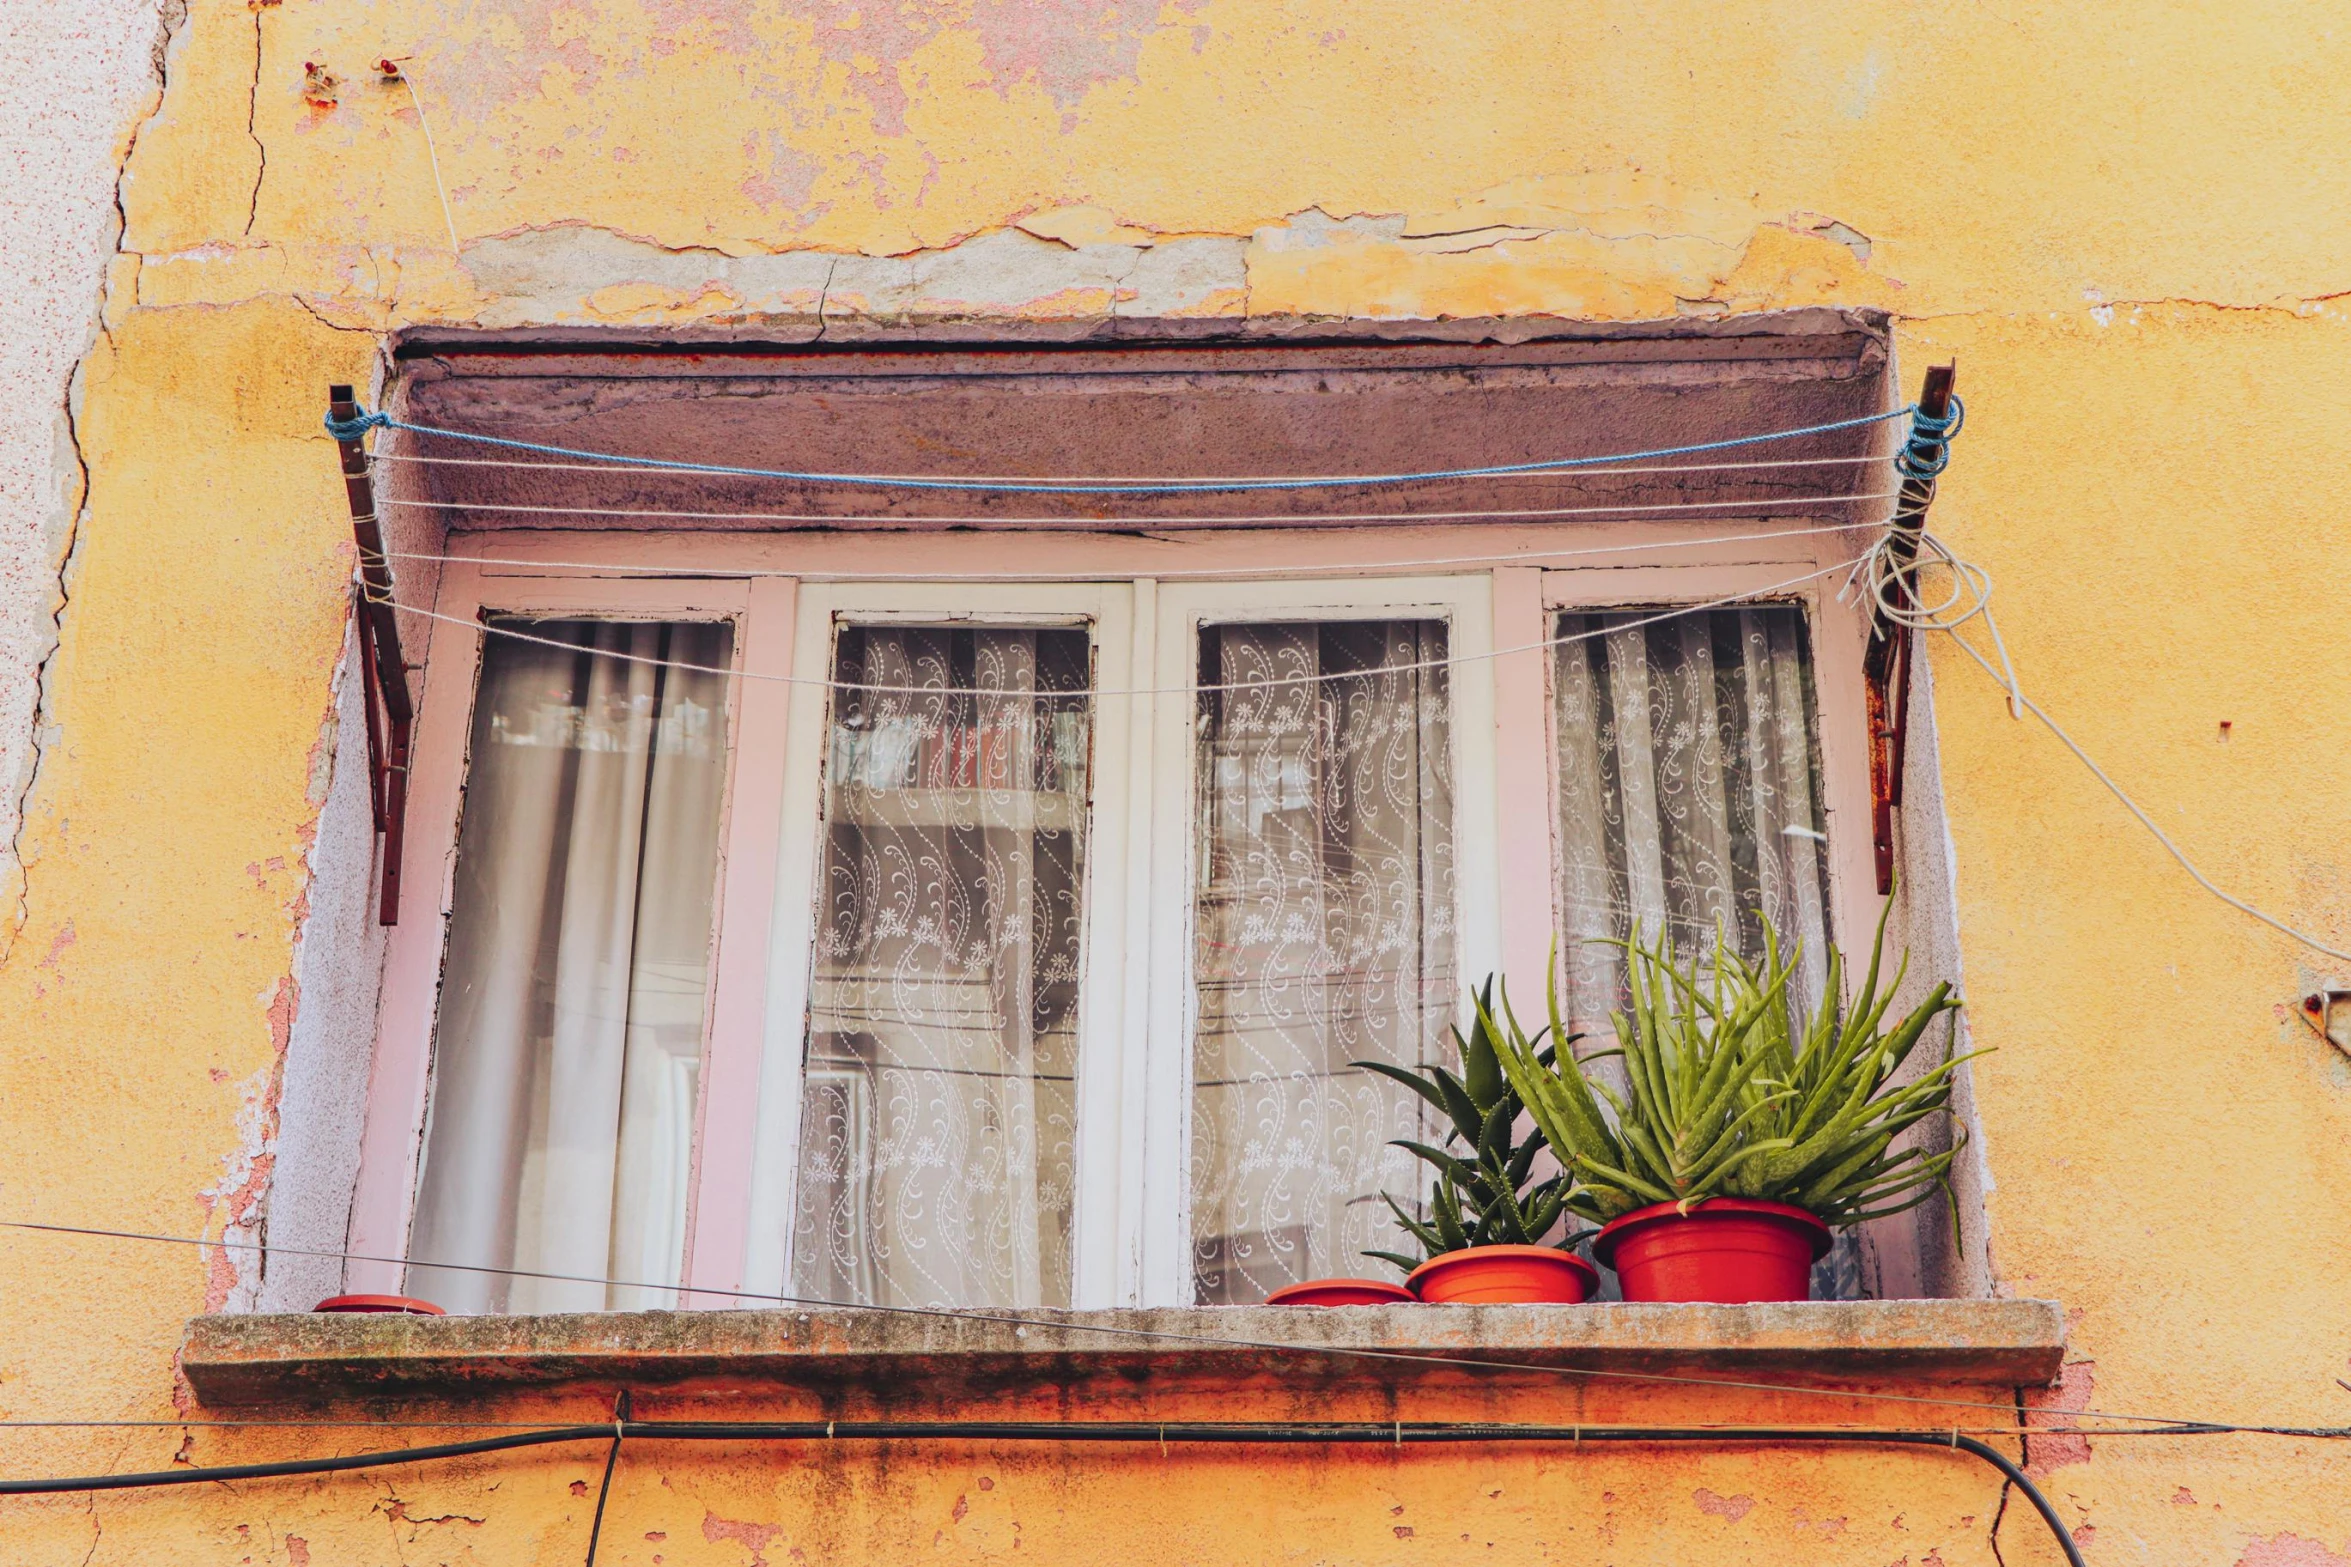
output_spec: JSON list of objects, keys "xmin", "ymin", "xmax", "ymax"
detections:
[
  {"xmin": 454, "ymin": 221, "xmax": 1247, "ymax": 329},
  {"xmin": 198, "ymin": 1058, "xmax": 282, "ymax": 1313},
  {"xmin": 827, "ymin": 227, "xmax": 1142, "ymax": 322},
  {"xmin": 1793, "ymin": 212, "xmax": 1872, "ymax": 265},
  {"xmin": 0, "ymin": 0, "xmax": 182, "ymax": 960},
  {"xmin": 1121, "ymin": 235, "xmax": 1246, "ymax": 317},
  {"xmin": 2022, "ymin": 1360, "xmax": 2096, "ymax": 1477},
  {"xmin": 461, "ymin": 224, "xmax": 832, "ymax": 327},
  {"xmin": 257, "ymin": 624, "xmax": 389, "ymax": 1312}
]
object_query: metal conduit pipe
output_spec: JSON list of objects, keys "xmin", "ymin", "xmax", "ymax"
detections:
[{"xmin": 0, "ymin": 1419, "xmax": 2085, "ymax": 1567}]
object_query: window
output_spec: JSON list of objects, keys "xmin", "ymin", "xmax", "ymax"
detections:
[
  {"xmin": 408, "ymin": 618, "xmax": 734, "ymax": 1312},
  {"xmin": 1188, "ymin": 619, "xmax": 1454, "ymax": 1304},
  {"xmin": 790, "ymin": 624, "xmax": 1094, "ymax": 1310},
  {"xmin": 1552, "ymin": 605, "xmax": 1833, "ymax": 1032},
  {"xmin": 346, "ymin": 332, "xmax": 1892, "ymax": 1314}
]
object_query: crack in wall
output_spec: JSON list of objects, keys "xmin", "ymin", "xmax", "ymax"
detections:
[
  {"xmin": 243, "ymin": 5, "xmax": 267, "ymax": 237},
  {"xmin": 813, "ymin": 255, "xmax": 839, "ymax": 341}
]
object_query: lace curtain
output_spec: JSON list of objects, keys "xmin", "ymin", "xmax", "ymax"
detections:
[
  {"xmin": 790, "ymin": 626, "xmax": 1091, "ymax": 1310},
  {"xmin": 410, "ymin": 619, "xmax": 733, "ymax": 1314},
  {"xmin": 1190, "ymin": 621, "xmax": 1454, "ymax": 1303},
  {"xmin": 1553, "ymin": 605, "xmax": 1831, "ymax": 1034}
]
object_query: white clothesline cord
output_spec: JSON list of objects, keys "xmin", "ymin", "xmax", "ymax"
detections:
[
  {"xmin": 1850, "ymin": 528, "xmax": 2351, "ymax": 966},
  {"xmin": 336, "ymin": 404, "xmax": 1911, "ymax": 494},
  {"xmin": 372, "ymin": 450, "xmax": 1891, "ymax": 485},
  {"xmin": 384, "ymin": 520, "xmax": 1874, "ymax": 583},
  {"xmin": 379, "ymin": 62, "xmax": 462, "ymax": 258},
  {"xmin": 370, "ymin": 557, "xmax": 1863, "ymax": 700},
  {"xmin": 373, "ymin": 487, "xmax": 1899, "ymax": 530}
]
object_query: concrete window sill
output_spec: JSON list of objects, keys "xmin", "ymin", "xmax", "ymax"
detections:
[{"xmin": 181, "ymin": 1300, "xmax": 2064, "ymax": 1406}]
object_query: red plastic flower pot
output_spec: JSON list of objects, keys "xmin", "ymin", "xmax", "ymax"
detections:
[
  {"xmin": 1264, "ymin": 1278, "xmax": 1418, "ymax": 1306},
  {"xmin": 1592, "ymin": 1199, "xmax": 1832, "ymax": 1303},
  {"xmin": 1407, "ymin": 1245, "xmax": 1599, "ymax": 1304},
  {"xmin": 313, "ymin": 1294, "xmax": 445, "ymax": 1315}
]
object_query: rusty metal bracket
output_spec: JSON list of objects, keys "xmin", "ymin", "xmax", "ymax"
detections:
[
  {"xmin": 1865, "ymin": 364, "xmax": 1957, "ymax": 894},
  {"xmin": 329, "ymin": 384, "xmax": 414, "ymax": 926},
  {"xmin": 2298, "ymin": 986, "xmax": 2351, "ymax": 1057}
]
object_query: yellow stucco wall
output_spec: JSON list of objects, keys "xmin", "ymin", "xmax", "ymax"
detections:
[{"xmin": 2, "ymin": 2, "xmax": 2347, "ymax": 1562}]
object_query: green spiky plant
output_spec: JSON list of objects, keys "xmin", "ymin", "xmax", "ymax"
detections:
[
  {"xmin": 1354, "ymin": 980, "xmax": 1599, "ymax": 1276},
  {"xmin": 1487, "ymin": 902, "xmax": 1979, "ymax": 1227}
]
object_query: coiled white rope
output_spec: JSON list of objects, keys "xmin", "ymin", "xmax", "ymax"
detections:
[{"xmin": 1845, "ymin": 528, "xmax": 2351, "ymax": 966}]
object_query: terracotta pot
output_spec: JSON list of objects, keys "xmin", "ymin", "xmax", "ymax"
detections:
[
  {"xmin": 1265, "ymin": 1278, "xmax": 1418, "ymax": 1307},
  {"xmin": 313, "ymin": 1293, "xmax": 446, "ymax": 1316},
  {"xmin": 1592, "ymin": 1199, "xmax": 1832, "ymax": 1303},
  {"xmin": 1407, "ymin": 1245, "xmax": 1598, "ymax": 1304}
]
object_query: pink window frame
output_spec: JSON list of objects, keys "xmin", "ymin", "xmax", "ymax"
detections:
[
  {"xmin": 345, "ymin": 519, "xmax": 1878, "ymax": 1307},
  {"xmin": 345, "ymin": 559, "xmax": 797, "ymax": 1303}
]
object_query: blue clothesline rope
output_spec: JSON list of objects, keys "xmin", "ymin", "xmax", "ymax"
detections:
[
  {"xmin": 1895, "ymin": 396, "xmax": 1963, "ymax": 482},
  {"xmin": 323, "ymin": 403, "xmax": 1921, "ymax": 497}
]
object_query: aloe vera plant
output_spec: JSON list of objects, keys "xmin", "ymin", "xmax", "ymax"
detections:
[
  {"xmin": 1354, "ymin": 981, "xmax": 1595, "ymax": 1275},
  {"xmin": 1487, "ymin": 902, "xmax": 1978, "ymax": 1226}
]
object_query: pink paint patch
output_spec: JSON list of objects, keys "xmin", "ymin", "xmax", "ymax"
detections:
[
  {"xmin": 429, "ymin": 0, "xmax": 1209, "ymax": 148},
  {"xmin": 1694, "ymin": 1489, "xmax": 1755, "ymax": 1523},
  {"xmin": 2239, "ymin": 1535, "xmax": 2351, "ymax": 1567},
  {"xmin": 285, "ymin": 1538, "xmax": 309, "ymax": 1567},
  {"xmin": 2024, "ymin": 1360, "xmax": 2096, "ymax": 1477},
  {"xmin": 706, "ymin": 1513, "xmax": 783, "ymax": 1567}
]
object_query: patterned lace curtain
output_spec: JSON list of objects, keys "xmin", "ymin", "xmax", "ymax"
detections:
[
  {"xmin": 1553, "ymin": 605, "xmax": 1832, "ymax": 1035},
  {"xmin": 1190, "ymin": 620, "xmax": 1455, "ymax": 1304},
  {"xmin": 410, "ymin": 619, "xmax": 733, "ymax": 1314},
  {"xmin": 791, "ymin": 626, "xmax": 1091, "ymax": 1310}
]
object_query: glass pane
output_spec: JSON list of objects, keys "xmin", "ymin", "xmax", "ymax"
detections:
[
  {"xmin": 411, "ymin": 618, "xmax": 733, "ymax": 1313},
  {"xmin": 1553, "ymin": 605, "xmax": 1831, "ymax": 1032},
  {"xmin": 791, "ymin": 625, "xmax": 1092, "ymax": 1309},
  {"xmin": 1189, "ymin": 620, "xmax": 1455, "ymax": 1304}
]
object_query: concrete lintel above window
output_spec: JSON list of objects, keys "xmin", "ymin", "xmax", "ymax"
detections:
[
  {"xmin": 381, "ymin": 311, "xmax": 1894, "ymax": 538},
  {"xmin": 179, "ymin": 1299, "xmax": 2063, "ymax": 1406}
]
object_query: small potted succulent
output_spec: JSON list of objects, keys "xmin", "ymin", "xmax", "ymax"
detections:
[
  {"xmin": 1490, "ymin": 905, "xmax": 1975, "ymax": 1303},
  {"xmin": 1356, "ymin": 981, "xmax": 1600, "ymax": 1304}
]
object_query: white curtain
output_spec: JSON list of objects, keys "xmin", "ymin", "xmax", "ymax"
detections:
[
  {"xmin": 790, "ymin": 626, "xmax": 1091, "ymax": 1310},
  {"xmin": 1554, "ymin": 606, "xmax": 1830, "ymax": 1035},
  {"xmin": 409, "ymin": 619, "xmax": 732, "ymax": 1314},
  {"xmin": 1189, "ymin": 621, "xmax": 1454, "ymax": 1303}
]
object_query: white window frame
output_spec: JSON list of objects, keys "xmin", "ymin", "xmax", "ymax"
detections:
[
  {"xmin": 738, "ymin": 581, "xmax": 1141, "ymax": 1305},
  {"xmin": 348, "ymin": 524, "xmax": 1869, "ymax": 1311},
  {"xmin": 1138, "ymin": 575, "xmax": 1500, "ymax": 1306},
  {"xmin": 1538, "ymin": 556, "xmax": 1878, "ymax": 967}
]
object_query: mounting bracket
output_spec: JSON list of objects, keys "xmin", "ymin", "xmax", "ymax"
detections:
[
  {"xmin": 328, "ymin": 384, "xmax": 414, "ymax": 925},
  {"xmin": 1864, "ymin": 364, "xmax": 1957, "ymax": 895}
]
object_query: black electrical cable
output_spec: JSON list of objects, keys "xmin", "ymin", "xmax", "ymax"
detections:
[
  {"xmin": 0, "ymin": 1425, "xmax": 605, "ymax": 1494},
  {"xmin": 581, "ymin": 1392, "xmax": 629, "ymax": 1567},
  {"xmin": 0, "ymin": 1419, "xmax": 2085, "ymax": 1567}
]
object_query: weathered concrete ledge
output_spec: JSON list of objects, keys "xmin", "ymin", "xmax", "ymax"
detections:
[{"xmin": 181, "ymin": 1300, "xmax": 2063, "ymax": 1405}]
